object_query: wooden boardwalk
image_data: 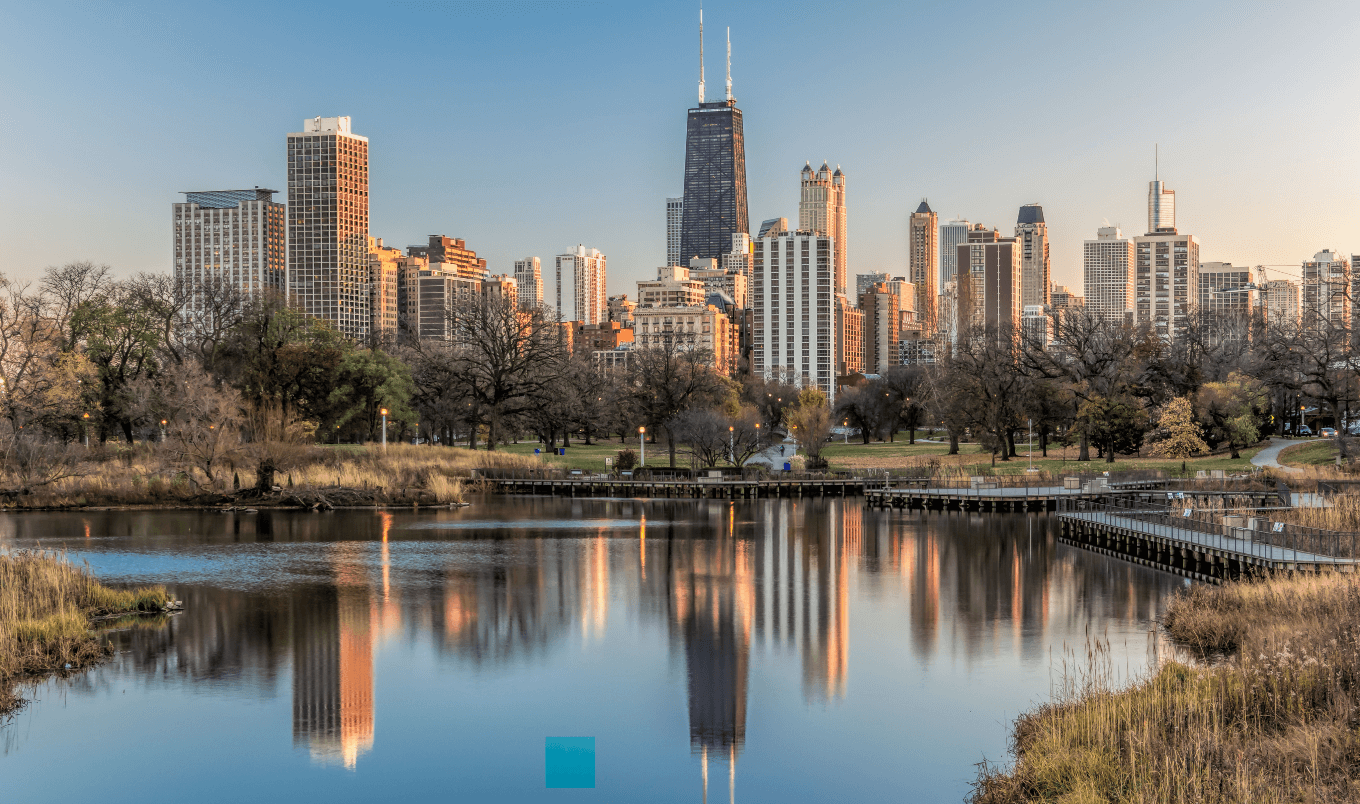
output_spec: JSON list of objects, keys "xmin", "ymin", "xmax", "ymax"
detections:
[
  {"xmin": 488, "ymin": 477, "xmax": 880, "ymax": 499},
  {"xmin": 1058, "ymin": 509, "xmax": 1359, "ymax": 583}
]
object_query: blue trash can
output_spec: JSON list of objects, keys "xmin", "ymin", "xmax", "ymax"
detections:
[
  {"xmin": 534, "ymin": 448, "xmax": 541, "ymax": 455},
  {"xmin": 559, "ymin": 448, "xmax": 566, "ymax": 456},
  {"xmin": 783, "ymin": 462, "xmax": 791, "ymax": 472}
]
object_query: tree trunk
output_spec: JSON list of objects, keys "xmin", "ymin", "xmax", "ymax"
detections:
[
  {"xmin": 485, "ymin": 410, "xmax": 499, "ymax": 451},
  {"xmin": 1078, "ymin": 432, "xmax": 1090, "ymax": 462},
  {"xmin": 908, "ymin": 428, "xmax": 915, "ymax": 444},
  {"xmin": 562, "ymin": 427, "xmax": 570, "ymax": 447},
  {"xmin": 948, "ymin": 430, "xmax": 959, "ymax": 455},
  {"xmin": 469, "ymin": 422, "xmax": 478, "ymax": 451},
  {"xmin": 1007, "ymin": 430, "xmax": 1017, "ymax": 457},
  {"xmin": 1105, "ymin": 446, "xmax": 1116, "ymax": 464},
  {"xmin": 255, "ymin": 457, "xmax": 275, "ymax": 493},
  {"xmin": 584, "ymin": 421, "xmax": 593, "ymax": 445},
  {"xmin": 665, "ymin": 425, "xmax": 677, "ymax": 468},
  {"xmin": 1040, "ymin": 430, "xmax": 1048, "ymax": 457},
  {"xmin": 996, "ymin": 428, "xmax": 1010, "ymax": 460}
]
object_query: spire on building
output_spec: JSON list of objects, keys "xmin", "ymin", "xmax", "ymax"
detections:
[
  {"xmin": 915, "ymin": 200, "xmax": 932, "ymax": 214},
  {"xmin": 698, "ymin": 4, "xmax": 705, "ymax": 104},
  {"xmin": 725, "ymin": 27, "xmax": 732, "ymax": 101}
]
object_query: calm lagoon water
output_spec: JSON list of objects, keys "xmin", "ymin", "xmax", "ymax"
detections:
[{"xmin": 0, "ymin": 497, "xmax": 1185, "ymax": 803}]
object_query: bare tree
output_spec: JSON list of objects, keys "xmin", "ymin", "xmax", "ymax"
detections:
[
  {"xmin": 447, "ymin": 297, "xmax": 566, "ymax": 450},
  {"xmin": 626, "ymin": 339, "xmax": 726, "ymax": 467}
]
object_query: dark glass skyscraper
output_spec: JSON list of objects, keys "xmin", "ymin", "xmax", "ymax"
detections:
[{"xmin": 680, "ymin": 98, "xmax": 749, "ymax": 263}]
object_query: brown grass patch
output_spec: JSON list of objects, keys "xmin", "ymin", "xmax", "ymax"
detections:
[
  {"xmin": 0, "ymin": 551, "xmax": 169, "ymax": 714},
  {"xmin": 973, "ymin": 573, "xmax": 1360, "ymax": 803}
]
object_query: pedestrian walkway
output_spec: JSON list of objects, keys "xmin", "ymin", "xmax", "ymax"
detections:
[{"xmin": 1251, "ymin": 438, "xmax": 1308, "ymax": 473}]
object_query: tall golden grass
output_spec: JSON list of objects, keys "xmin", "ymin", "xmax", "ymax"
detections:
[
  {"xmin": 0, "ymin": 443, "xmax": 544, "ymax": 508},
  {"xmin": 0, "ymin": 551, "xmax": 168, "ymax": 714},
  {"xmin": 972, "ymin": 573, "xmax": 1360, "ymax": 803}
]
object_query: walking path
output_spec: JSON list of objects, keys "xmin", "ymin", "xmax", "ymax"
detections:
[
  {"xmin": 1251, "ymin": 438, "xmax": 1309, "ymax": 473},
  {"xmin": 1064, "ymin": 510, "xmax": 1357, "ymax": 566}
]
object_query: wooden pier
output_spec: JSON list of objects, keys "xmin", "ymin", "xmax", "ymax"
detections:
[
  {"xmin": 488, "ymin": 477, "xmax": 880, "ymax": 499},
  {"xmin": 1058, "ymin": 507, "xmax": 1359, "ymax": 583}
]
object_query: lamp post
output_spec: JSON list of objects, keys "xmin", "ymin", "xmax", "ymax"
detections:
[
  {"xmin": 82, "ymin": 412, "xmax": 89, "ymax": 449},
  {"xmin": 844, "ymin": 419, "xmax": 849, "ymax": 443},
  {"xmin": 1028, "ymin": 418, "xmax": 1033, "ymax": 471},
  {"xmin": 380, "ymin": 408, "xmax": 388, "ymax": 451},
  {"xmin": 728, "ymin": 425, "xmax": 734, "ymax": 466},
  {"xmin": 160, "ymin": 419, "xmax": 167, "ymax": 443},
  {"xmin": 639, "ymin": 426, "xmax": 646, "ymax": 467}
]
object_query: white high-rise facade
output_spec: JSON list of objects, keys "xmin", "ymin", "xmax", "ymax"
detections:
[
  {"xmin": 513, "ymin": 257, "xmax": 543, "ymax": 310},
  {"xmin": 1016, "ymin": 204, "xmax": 1050, "ymax": 308},
  {"xmin": 666, "ymin": 197, "xmax": 683, "ymax": 267},
  {"xmin": 752, "ymin": 232, "xmax": 836, "ymax": 401},
  {"xmin": 1083, "ymin": 226, "xmax": 1135, "ymax": 323},
  {"xmin": 939, "ymin": 219, "xmax": 970, "ymax": 286},
  {"xmin": 286, "ymin": 116, "xmax": 370, "ymax": 340},
  {"xmin": 798, "ymin": 162, "xmax": 847, "ymax": 293},
  {"xmin": 1133, "ymin": 178, "xmax": 1198, "ymax": 342},
  {"xmin": 173, "ymin": 189, "xmax": 286, "ymax": 307},
  {"xmin": 1301, "ymin": 250, "xmax": 1351, "ymax": 331},
  {"xmin": 556, "ymin": 245, "xmax": 606, "ymax": 324}
]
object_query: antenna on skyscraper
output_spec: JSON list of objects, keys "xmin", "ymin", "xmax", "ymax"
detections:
[
  {"xmin": 725, "ymin": 27, "xmax": 732, "ymax": 101},
  {"xmin": 1155, "ymin": 143, "xmax": 1159, "ymax": 180},
  {"xmin": 698, "ymin": 4, "xmax": 705, "ymax": 104}
]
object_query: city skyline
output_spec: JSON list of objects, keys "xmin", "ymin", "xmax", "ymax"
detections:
[{"xmin": 4, "ymin": 1, "xmax": 1358, "ymax": 299}]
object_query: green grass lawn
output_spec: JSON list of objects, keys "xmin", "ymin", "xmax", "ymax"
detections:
[
  {"xmin": 497, "ymin": 440, "xmax": 653, "ymax": 473},
  {"xmin": 820, "ymin": 438, "xmax": 1262, "ymax": 476},
  {"xmin": 1278, "ymin": 440, "xmax": 1338, "ymax": 467}
]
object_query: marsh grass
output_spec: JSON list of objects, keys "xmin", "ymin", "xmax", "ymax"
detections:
[
  {"xmin": 972, "ymin": 573, "xmax": 1360, "ymax": 803},
  {"xmin": 0, "ymin": 551, "xmax": 169, "ymax": 714},
  {"xmin": 0, "ymin": 443, "xmax": 543, "ymax": 508}
]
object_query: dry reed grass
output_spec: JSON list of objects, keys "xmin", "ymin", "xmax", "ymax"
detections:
[
  {"xmin": 0, "ymin": 443, "xmax": 545, "ymax": 508},
  {"xmin": 972, "ymin": 573, "xmax": 1360, "ymax": 803},
  {"xmin": 0, "ymin": 551, "xmax": 169, "ymax": 714}
]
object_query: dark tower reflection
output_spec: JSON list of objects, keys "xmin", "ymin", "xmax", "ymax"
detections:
[
  {"xmin": 292, "ymin": 547, "xmax": 374, "ymax": 768},
  {"xmin": 669, "ymin": 503, "xmax": 752, "ymax": 801}
]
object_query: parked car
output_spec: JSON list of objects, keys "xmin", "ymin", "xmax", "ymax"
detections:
[
  {"xmin": 1320, "ymin": 427, "xmax": 1338, "ymax": 438},
  {"xmin": 1298, "ymin": 425, "xmax": 1314, "ymax": 436}
]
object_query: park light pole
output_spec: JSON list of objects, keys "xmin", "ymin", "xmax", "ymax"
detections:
[
  {"xmin": 160, "ymin": 418, "xmax": 167, "ymax": 443},
  {"xmin": 1028, "ymin": 418, "xmax": 1033, "ymax": 471},
  {"xmin": 82, "ymin": 412, "xmax": 89, "ymax": 449},
  {"xmin": 381, "ymin": 408, "xmax": 388, "ymax": 451},
  {"xmin": 639, "ymin": 426, "xmax": 646, "ymax": 467},
  {"xmin": 728, "ymin": 425, "xmax": 734, "ymax": 465},
  {"xmin": 844, "ymin": 419, "xmax": 849, "ymax": 443}
]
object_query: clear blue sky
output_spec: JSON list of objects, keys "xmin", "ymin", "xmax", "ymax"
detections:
[{"xmin": 3, "ymin": 0, "xmax": 1357, "ymax": 296}]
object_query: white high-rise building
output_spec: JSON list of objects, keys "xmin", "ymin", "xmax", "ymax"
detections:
[
  {"xmin": 173, "ymin": 189, "xmax": 286, "ymax": 307},
  {"xmin": 513, "ymin": 257, "xmax": 543, "ymax": 310},
  {"xmin": 556, "ymin": 245, "xmax": 606, "ymax": 324},
  {"xmin": 1083, "ymin": 226, "xmax": 1135, "ymax": 323},
  {"xmin": 752, "ymin": 231, "xmax": 837, "ymax": 401},
  {"xmin": 1264, "ymin": 278, "xmax": 1300, "ymax": 329},
  {"xmin": 666, "ymin": 197, "xmax": 683, "ymax": 267},
  {"xmin": 1016, "ymin": 204, "xmax": 1050, "ymax": 308},
  {"xmin": 798, "ymin": 162, "xmax": 847, "ymax": 293},
  {"xmin": 1133, "ymin": 177, "xmax": 1199, "ymax": 342},
  {"xmin": 1301, "ymin": 250, "xmax": 1351, "ymax": 331},
  {"xmin": 939, "ymin": 218, "xmax": 970, "ymax": 286},
  {"xmin": 286, "ymin": 116, "xmax": 370, "ymax": 340}
]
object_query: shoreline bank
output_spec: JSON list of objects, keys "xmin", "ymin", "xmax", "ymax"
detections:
[
  {"xmin": 0, "ymin": 552, "xmax": 176, "ymax": 716},
  {"xmin": 972, "ymin": 572, "xmax": 1360, "ymax": 802}
]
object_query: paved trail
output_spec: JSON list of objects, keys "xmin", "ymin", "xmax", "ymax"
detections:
[{"xmin": 1251, "ymin": 438, "xmax": 1309, "ymax": 473}]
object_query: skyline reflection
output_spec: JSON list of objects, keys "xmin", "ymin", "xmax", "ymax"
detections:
[{"xmin": 2, "ymin": 500, "xmax": 1183, "ymax": 788}]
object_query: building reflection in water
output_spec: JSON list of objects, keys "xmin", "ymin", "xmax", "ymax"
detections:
[
  {"xmin": 50, "ymin": 500, "xmax": 1183, "ymax": 783},
  {"xmin": 292, "ymin": 544, "xmax": 375, "ymax": 769}
]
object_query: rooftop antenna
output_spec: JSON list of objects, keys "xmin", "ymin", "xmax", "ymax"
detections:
[
  {"xmin": 725, "ymin": 27, "xmax": 732, "ymax": 101},
  {"xmin": 698, "ymin": 4, "xmax": 705, "ymax": 104},
  {"xmin": 1155, "ymin": 143, "xmax": 1159, "ymax": 180}
]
